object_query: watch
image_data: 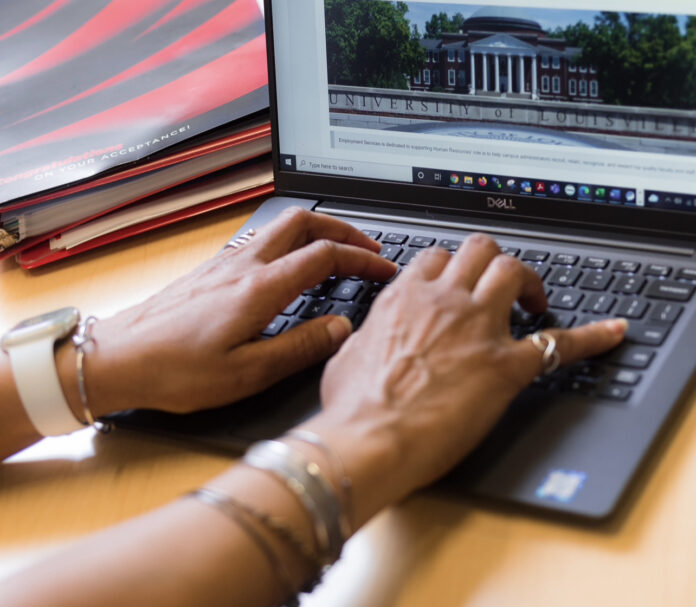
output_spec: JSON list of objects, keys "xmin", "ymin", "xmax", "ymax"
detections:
[{"xmin": 1, "ymin": 307, "xmax": 85, "ymax": 436}]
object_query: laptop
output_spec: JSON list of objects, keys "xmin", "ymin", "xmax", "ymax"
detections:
[{"xmin": 114, "ymin": 0, "xmax": 696, "ymax": 519}]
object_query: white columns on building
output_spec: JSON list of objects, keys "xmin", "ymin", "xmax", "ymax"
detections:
[
  {"xmin": 482, "ymin": 53, "xmax": 488, "ymax": 92},
  {"xmin": 494, "ymin": 54, "xmax": 501, "ymax": 92},
  {"xmin": 470, "ymin": 51, "xmax": 476, "ymax": 94},
  {"xmin": 467, "ymin": 51, "xmax": 538, "ymax": 96},
  {"xmin": 531, "ymin": 55, "xmax": 538, "ymax": 98}
]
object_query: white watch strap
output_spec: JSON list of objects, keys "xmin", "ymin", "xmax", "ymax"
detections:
[{"xmin": 7, "ymin": 339, "xmax": 84, "ymax": 436}]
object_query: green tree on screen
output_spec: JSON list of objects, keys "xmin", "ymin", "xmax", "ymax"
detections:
[
  {"xmin": 325, "ymin": 0, "xmax": 425, "ymax": 89},
  {"xmin": 551, "ymin": 12, "xmax": 696, "ymax": 109},
  {"xmin": 424, "ymin": 11, "xmax": 466, "ymax": 39}
]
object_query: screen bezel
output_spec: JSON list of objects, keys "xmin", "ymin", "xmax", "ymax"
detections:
[{"xmin": 264, "ymin": 0, "xmax": 696, "ymax": 241}]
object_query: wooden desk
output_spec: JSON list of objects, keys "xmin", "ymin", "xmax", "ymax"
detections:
[{"xmin": 1, "ymin": 202, "xmax": 696, "ymax": 606}]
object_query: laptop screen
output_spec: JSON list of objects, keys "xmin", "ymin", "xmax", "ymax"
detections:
[{"xmin": 268, "ymin": 0, "xmax": 696, "ymax": 234}]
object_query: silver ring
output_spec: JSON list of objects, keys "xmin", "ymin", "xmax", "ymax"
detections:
[
  {"xmin": 526, "ymin": 331, "xmax": 561, "ymax": 375},
  {"xmin": 222, "ymin": 228, "xmax": 256, "ymax": 251}
]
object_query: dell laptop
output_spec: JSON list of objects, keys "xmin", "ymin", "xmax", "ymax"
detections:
[{"xmin": 116, "ymin": 0, "xmax": 696, "ymax": 519}]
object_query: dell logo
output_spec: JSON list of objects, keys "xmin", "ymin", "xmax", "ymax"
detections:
[{"xmin": 487, "ymin": 196, "xmax": 517, "ymax": 210}]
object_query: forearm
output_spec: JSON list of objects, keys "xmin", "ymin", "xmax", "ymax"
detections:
[
  {"xmin": 0, "ymin": 467, "xmax": 306, "ymax": 607},
  {"xmin": 0, "ymin": 414, "xmax": 402, "ymax": 607}
]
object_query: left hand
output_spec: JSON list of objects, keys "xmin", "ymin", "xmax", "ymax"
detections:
[{"xmin": 62, "ymin": 207, "xmax": 396, "ymax": 417}]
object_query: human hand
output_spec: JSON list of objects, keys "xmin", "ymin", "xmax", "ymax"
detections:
[
  {"xmin": 58, "ymin": 207, "xmax": 396, "ymax": 418},
  {"xmin": 307, "ymin": 234, "xmax": 627, "ymax": 525}
]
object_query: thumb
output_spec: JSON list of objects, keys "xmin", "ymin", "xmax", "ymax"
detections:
[{"xmin": 238, "ymin": 315, "xmax": 354, "ymax": 392}]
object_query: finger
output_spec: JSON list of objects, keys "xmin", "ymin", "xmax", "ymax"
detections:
[
  {"xmin": 471, "ymin": 253, "xmax": 547, "ymax": 315},
  {"xmin": 440, "ymin": 233, "xmax": 501, "ymax": 289},
  {"xmin": 513, "ymin": 318, "xmax": 628, "ymax": 381},
  {"xmin": 400, "ymin": 246, "xmax": 451, "ymax": 281},
  {"xmin": 248, "ymin": 240, "xmax": 397, "ymax": 322},
  {"xmin": 231, "ymin": 315, "xmax": 354, "ymax": 397},
  {"xmin": 242, "ymin": 207, "xmax": 382, "ymax": 262}
]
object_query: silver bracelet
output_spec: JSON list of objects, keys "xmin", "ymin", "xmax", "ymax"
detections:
[
  {"xmin": 243, "ymin": 440, "xmax": 347, "ymax": 568},
  {"xmin": 188, "ymin": 487, "xmax": 299, "ymax": 607},
  {"xmin": 72, "ymin": 316, "xmax": 112, "ymax": 434},
  {"xmin": 284, "ymin": 430, "xmax": 353, "ymax": 536}
]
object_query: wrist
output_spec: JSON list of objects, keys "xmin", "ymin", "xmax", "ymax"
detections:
[
  {"xmin": 54, "ymin": 316, "xmax": 127, "ymax": 421},
  {"xmin": 294, "ymin": 408, "xmax": 404, "ymax": 531}
]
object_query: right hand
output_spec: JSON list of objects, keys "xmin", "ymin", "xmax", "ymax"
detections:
[{"xmin": 306, "ymin": 233, "xmax": 627, "ymax": 526}]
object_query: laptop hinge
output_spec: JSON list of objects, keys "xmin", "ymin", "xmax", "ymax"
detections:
[{"xmin": 316, "ymin": 202, "xmax": 695, "ymax": 257}]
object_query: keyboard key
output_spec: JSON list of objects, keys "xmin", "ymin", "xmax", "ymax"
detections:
[
  {"xmin": 563, "ymin": 378, "xmax": 596, "ymax": 395},
  {"xmin": 541, "ymin": 310, "xmax": 575, "ymax": 329},
  {"xmin": 612, "ymin": 275, "xmax": 646, "ymax": 295},
  {"xmin": 552, "ymin": 253, "xmax": 579, "ymax": 266},
  {"xmin": 511, "ymin": 304, "xmax": 539, "ymax": 327},
  {"xmin": 624, "ymin": 323, "xmax": 670, "ymax": 346},
  {"xmin": 645, "ymin": 280, "xmax": 695, "ymax": 301},
  {"xmin": 410, "ymin": 236, "xmax": 436, "ymax": 248},
  {"xmin": 548, "ymin": 267, "xmax": 582, "ymax": 287},
  {"xmin": 362, "ymin": 229, "xmax": 382, "ymax": 240},
  {"xmin": 438, "ymin": 239, "xmax": 461, "ymax": 252},
  {"xmin": 382, "ymin": 232, "xmax": 408, "ymax": 245},
  {"xmin": 567, "ymin": 362, "xmax": 605, "ymax": 381},
  {"xmin": 282, "ymin": 295, "xmax": 305, "ymax": 316},
  {"xmin": 615, "ymin": 297, "xmax": 649, "ymax": 319},
  {"xmin": 582, "ymin": 293, "xmax": 616, "ymax": 314},
  {"xmin": 398, "ymin": 248, "xmax": 422, "ymax": 266},
  {"xmin": 549, "ymin": 289, "xmax": 584, "ymax": 310},
  {"xmin": 607, "ymin": 345, "xmax": 655, "ymax": 369},
  {"xmin": 379, "ymin": 244, "xmax": 403, "ymax": 262},
  {"xmin": 579, "ymin": 271, "xmax": 612, "ymax": 291},
  {"xmin": 500, "ymin": 246, "xmax": 520, "ymax": 257},
  {"xmin": 599, "ymin": 385, "xmax": 632, "ymax": 401},
  {"xmin": 330, "ymin": 280, "xmax": 362, "ymax": 301},
  {"xmin": 299, "ymin": 299, "xmax": 332, "ymax": 318},
  {"xmin": 644, "ymin": 263, "xmax": 672, "ymax": 278},
  {"xmin": 649, "ymin": 302, "xmax": 683, "ymax": 324},
  {"xmin": 613, "ymin": 260, "xmax": 640, "ymax": 273},
  {"xmin": 582, "ymin": 256, "xmax": 610, "ymax": 270},
  {"xmin": 303, "ymin": 280, "xmax": 334, "ymax": 297},
  {"xmin": 330, "ymin": 303, "xmax": 363, "ymax": 322},
  {"xmin": 359, "ymin": 284, "xmax": 383, "ymax": 305},
  {"xmin": 261, "ymin": 316, "xmax": 287, "ymax": 337},
  {"xmin": 522, "ymin": 250, "xmax": 549, "ymax": 262},
  {"xmin": 525, "ymin": 262, "xmax": 550, "ymax": 280},
  {"xmin": 610, "ymin": 369, "xmax": 642, "ymax": 386},
  {"xmin": 676, "ymin": 267, "xmax": 696, "ymax": 282}
]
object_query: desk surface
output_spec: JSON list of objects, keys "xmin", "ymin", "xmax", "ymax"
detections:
[{"xmin": 1, "ymin": 201, "xmax": 696, "ymax": 607}]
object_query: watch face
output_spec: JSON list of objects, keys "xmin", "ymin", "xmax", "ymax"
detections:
[{"xmin": 1, "ymin": 307, "xmax": 80, "ymax": 349}]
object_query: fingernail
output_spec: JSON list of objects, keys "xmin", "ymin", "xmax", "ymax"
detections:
[
  {"xmin": 605, "ymin": 318, "xmax": 629, "ymax": 334},
  {"xmin": 327, "ymin": 315, "xmax": 353, "ymax": 346}
]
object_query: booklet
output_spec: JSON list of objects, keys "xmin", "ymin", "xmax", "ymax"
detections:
[{"xmin": 0, "ymin": 0, "xmax": 268, "ymax": 205}]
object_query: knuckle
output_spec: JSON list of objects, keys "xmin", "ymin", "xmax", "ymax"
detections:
[
  {"xmin": 281, "ymin": 206, "xmax": 311, "ymax": 228},
  {"xmin": 422, "ymin": 246, "xmax": 450, "ymax": 261},
  {"xmin": 490, "ymin": 252, "xmax": 521, "ymax": 273},
  {"xmin": 467, "ymin": 232, "xmax": 499, "ymax": 253},
  {"xmin": 311, "ymin": 238, "xmax": 339, "ymax": 259}
]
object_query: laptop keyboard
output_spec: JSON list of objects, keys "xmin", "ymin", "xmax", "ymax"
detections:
[{"xmin": 262, "ymin": 227, "xmax": 696, "ymax": 405}]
